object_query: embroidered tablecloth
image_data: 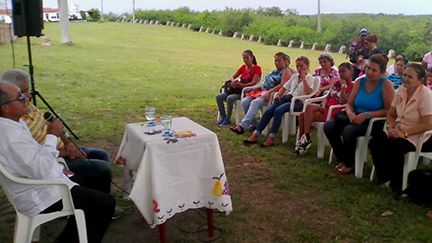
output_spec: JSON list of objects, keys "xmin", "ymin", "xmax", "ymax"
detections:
[{"xmin": 115, "ymin": 117, "xmax": 232, "ymax": 228}]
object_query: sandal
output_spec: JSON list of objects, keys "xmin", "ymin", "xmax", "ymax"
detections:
[
  {"xmin": 260, "ymin": 139, "xmax": 275, "ymax": 148},
  {"xmin": 336, "ymin": 165, "xmax": 353, "ymax": 175},
  {"xmin": 230, "ymin": 126, "xmax": 244, "ymax": 135},
  {"xmin": 243, "ymin": 139, "xmax": 257, "ymax": 146},
  {"xmin": 335, "ymin": 163, "xmax": 344, "ymax": 169}
]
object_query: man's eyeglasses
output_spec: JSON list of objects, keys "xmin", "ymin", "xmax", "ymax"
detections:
[{"xmin": 0, "ymin": 92, "xmax": 27, "ymax": 105}]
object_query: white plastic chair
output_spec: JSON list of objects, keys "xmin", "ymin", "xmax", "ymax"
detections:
[
  {"xmin": 328, "ymin": 117, "xmax": 386, "ymax": 178},
  {"xmin": 370, "ymin": 129, "xmax": 432, "ymax": 191},
  {"xmin": 296, "ymin": 93, "xmax": 347, "ymax": 158},
  {"xmin": 281, "ymin": 77, "xmax": 321, "ymax": 143},
  {"xmin": 0, "ymin": 161, "xmax": 88, "ymax": 243}
]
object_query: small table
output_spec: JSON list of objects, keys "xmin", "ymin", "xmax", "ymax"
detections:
[{"xmin": 115, "ymin": 117, "xmax": 232, "ymax": 241}]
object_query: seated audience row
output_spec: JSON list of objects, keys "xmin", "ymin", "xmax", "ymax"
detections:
[{"xmin": 216, "ymin": 49, "xmax": 432, "ymax": 195}]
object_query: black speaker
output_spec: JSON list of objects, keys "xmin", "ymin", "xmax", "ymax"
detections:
[{"xmin": 12, "ymin": 0, "xmax": 44, "ymax": 37}]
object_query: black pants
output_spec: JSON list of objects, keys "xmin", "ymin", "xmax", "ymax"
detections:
[
  {"xmin": 369, "ymin": 131, "xmax": 432, "ymax": 192},
  {"xmin": 324, "ymin": 118, "xmax": 384, "ymax": 167},
  {"xmin": 40, "ymin": 186, "xmax": 115, "ymax": 243}
]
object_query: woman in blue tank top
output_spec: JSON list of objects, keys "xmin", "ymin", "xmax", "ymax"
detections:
[{"xmin": 324, "ymin": 54, "xmax": 395, "ymax": 175}]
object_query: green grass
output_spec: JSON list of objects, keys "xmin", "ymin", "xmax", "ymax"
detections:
[{"xmin": 1, "ymin": 22, "xmax": 432, "ymax": 242}]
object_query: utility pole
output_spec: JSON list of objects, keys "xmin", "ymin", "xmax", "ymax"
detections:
[
  {"xmin": 100, "ymin": 0, "xmax": 104, "ymax": 20},
  {"xmin": 132, "ymin": 0, "xmax": 135, "ymax": 23},
  {"xmin": 317, "ymin": 0, "xmax": 322, "ymax": 33}
]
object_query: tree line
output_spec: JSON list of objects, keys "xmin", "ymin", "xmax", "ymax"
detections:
[{"xmin": 103, "ymin": 7, "xmax": 432, "ymax": 61}]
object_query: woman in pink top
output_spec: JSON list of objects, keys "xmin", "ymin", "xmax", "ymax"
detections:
[
  {"xmin": 296, "ymin": 62, "xmax": 354, "ymax": 155},
  {"xmin": 369, "ymin": 63, "xmax": 432, "ymax": 193},
  {"xmin": 313, "ymin": 53, "xmax": 339, "ymax": 97}
]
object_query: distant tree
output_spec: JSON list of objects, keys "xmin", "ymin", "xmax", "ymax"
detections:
[
  {"xmin": 284, "ymin": 9, "xmax": 299, "ymax": 16},
  {"xmin": 257, "ymin": 6, "xmax": 283, "ymax": 17},
  {"xmin": 87, "ymin": 8, "xmax": 101, "ymax": 22},
  {"xmin": 79, "ymin": 10, "xmax": 87, "ymax": 20}
]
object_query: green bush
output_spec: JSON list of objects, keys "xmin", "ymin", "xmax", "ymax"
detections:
[{"xmin": 107, "ymin": 8, "xmax": 432, "ymax": 60}]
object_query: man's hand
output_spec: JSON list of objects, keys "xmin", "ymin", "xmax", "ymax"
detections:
[
  {"xmin": 65, "ymin": 143, "xmax": 87, "ymax": 159},
  {"xmin": 46, "ymin": 119, "xmax": 63, "ymax": 137}
]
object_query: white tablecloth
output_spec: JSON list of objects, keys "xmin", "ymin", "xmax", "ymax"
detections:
[{"xmin": 115, "ymin": 117, "xmax": 232, "ymax": 228}]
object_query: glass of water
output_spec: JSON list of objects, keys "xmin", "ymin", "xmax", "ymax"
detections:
[
  {"xmin": 144, "ymin": 106, "xmax": 156, "ymax": 126},
  {"xmin": 160, "ymin": 115, "xmax": 172, "ymax": 137}
]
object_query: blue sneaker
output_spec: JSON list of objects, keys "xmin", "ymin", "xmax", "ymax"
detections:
[
  {"xmin": 216, "ymin": 119, "xmax": 225, "ymax": 125},
  {"xmin": 219, "ymin": 119, "xmax": 231, "ymax": 127}
]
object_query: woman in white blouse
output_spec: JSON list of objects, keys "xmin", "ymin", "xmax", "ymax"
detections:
[{"xmin": 244, "ymin": 56, "xmax": 319, "ymax": 147}]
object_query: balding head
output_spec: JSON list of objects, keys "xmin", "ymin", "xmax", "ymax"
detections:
[
  {"xmin": 0, "ymin": 69, "xmax": 30, "ymax": 90},
  {"xmin": 0, "ymin": 82, "xmax": 27, "ymax": 120},
  {"xmin": 0, "ymin": 82, "xmax": 13, "ymax": 106}
]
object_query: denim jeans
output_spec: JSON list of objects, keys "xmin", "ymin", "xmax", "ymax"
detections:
[
  {"xmin": 255, "ymin": 100, "xmax": 303, "ymax": 138},
  {"xmin": 215, "ymin": 93, "xmax": 240, "ymax": 121},
  {"xmin": 239, "ymin": 96, "xmax": 266, "ymax": 129},
  {"xmin": 64, "ymin": 147, "xmax": 112, "ymax": 193}
]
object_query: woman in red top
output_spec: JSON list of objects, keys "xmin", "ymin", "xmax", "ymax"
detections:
[
  {"xmin": 296, "ymin": 62, "xmax": 354, "ymax": 155},
  {"xmin": 216, "ymin": 50, "xmax": 262, "ymax": 126}
]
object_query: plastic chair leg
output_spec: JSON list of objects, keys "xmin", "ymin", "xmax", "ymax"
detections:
[
  {"xmin": 282, "ymin": 114, "xmax": 289, "ymax": 143},
  {"xmin": 402, "ymin": 152, "xmax": 418, "ymax": 191},
  {"xmin": 354, "ymin": 137, "xmax": 366, "ymax": 178},
  {"xmin": 328, "ymin": 149, "xmax": 335, "ymax": 165},
  {"xmin": 234, "ymin": 101, "xmax": 242, "ymax": 125},
  {"xmin": 14, "ymin": 215, "xmax": 32, "ymax": 243},
  {"xmin": 316, "ymin": 125, "xmax": 325, "ymax": 159},
  {"xmin": 369, "ymin": 165, "xmax": 377, "ymax": 182}
]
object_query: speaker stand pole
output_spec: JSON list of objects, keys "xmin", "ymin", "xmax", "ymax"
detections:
[
  {"xmin": 25, "ymin": 36, "xmax": 80, "ymax": 139},
  {"xmin": 25, "ymin": 36, "xmax": 37, "ymax": 106}
]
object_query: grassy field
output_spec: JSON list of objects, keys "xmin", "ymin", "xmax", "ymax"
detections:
[{"xmin": 1, "ymin": 22, "xmax": 432, "ymax": 242}]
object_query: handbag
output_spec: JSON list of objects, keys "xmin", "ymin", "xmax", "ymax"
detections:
[
  {"xmin": 220, "ymin": 80, "xmax": 242, "ymax": 95},
  {"xmin": 245, "ymin": 88, "xmax": 263, "ymax": 99},
  {"xmin": 333, "ymin": 110, "xmax": 350, "ymax": 127}
]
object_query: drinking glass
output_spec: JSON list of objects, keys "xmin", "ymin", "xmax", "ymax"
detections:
[
  {"xmin": 160, "ymin": 115, "xmax": 172, "ymax": 137},
  {"xmin": 144, "ymin": 106, "xmax": 156, "ymax": 126}
]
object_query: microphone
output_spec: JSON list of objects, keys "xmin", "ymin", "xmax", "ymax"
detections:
[
  {"xmin": 43, "ymin": 111, "xmax": 57, "ymax": 122},
  {"xmin": 43, "ymin": 111, "xmax": 70, "ymax": 138}
]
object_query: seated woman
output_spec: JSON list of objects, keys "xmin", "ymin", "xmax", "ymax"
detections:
[
  {"xmin": 422, "ymin": 48, "xmax": 432, "ymax": 70},
  {"xmin": 296, "ymin": 62, "xmax": 354, "ymax": 155},
  {"xmin": 386, "ymin": 53, "xmax": 406, "ymax": 75},
  {"xmin": 324, "ymin": 54, "xmax": 394, "ymax": 175},
  {"xmin": 427, "ymin": 68, "xmax": 432, "ymax": 90},
  {"xmin": 230, "ymin": 52, "xmax": 293, "ymax": 134},
  {"xmin": 216, "ymin": 50, "xmax": 262, "ymax": 126},
  {"xmin": 369, "ymin": 63, "xmax": 432, "ymax": 193},
  {"xmin": 354, "ymin": 35, "xmax": 384, "ymax": 80},
  {"xmin": 244, "ymin": 56, "xmax": 319, "ymax": 147},
  {"xmin": 387, "ymin": 56, "xmax": 408, "ymax": 90},
  {"xmin": 313, "ymin": 53, "xmax": 340, "ymax": 97}
]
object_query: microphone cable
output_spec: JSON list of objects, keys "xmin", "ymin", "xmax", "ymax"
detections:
[{"xmin": 44, "ymin": 111, "xmax": 130, "ymax": 195}]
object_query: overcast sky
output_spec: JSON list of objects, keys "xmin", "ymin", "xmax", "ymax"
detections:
[{"xmin": 6, "ymin": 0, "xmax": 432, "ymax": 15}]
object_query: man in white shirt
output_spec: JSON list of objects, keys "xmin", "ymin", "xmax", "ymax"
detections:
[{"xmin": 0, "ymin": 82, "xmax": 115, "ymax": 243}]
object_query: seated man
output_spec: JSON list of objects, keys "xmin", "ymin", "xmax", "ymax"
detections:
[
  {"xmin": 0, "ymin": 82, "xmax": 115, "ymax": 243},
  {"xmin": 1, "ymin": 69, "xmax": 122, "ymax": 218}
]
